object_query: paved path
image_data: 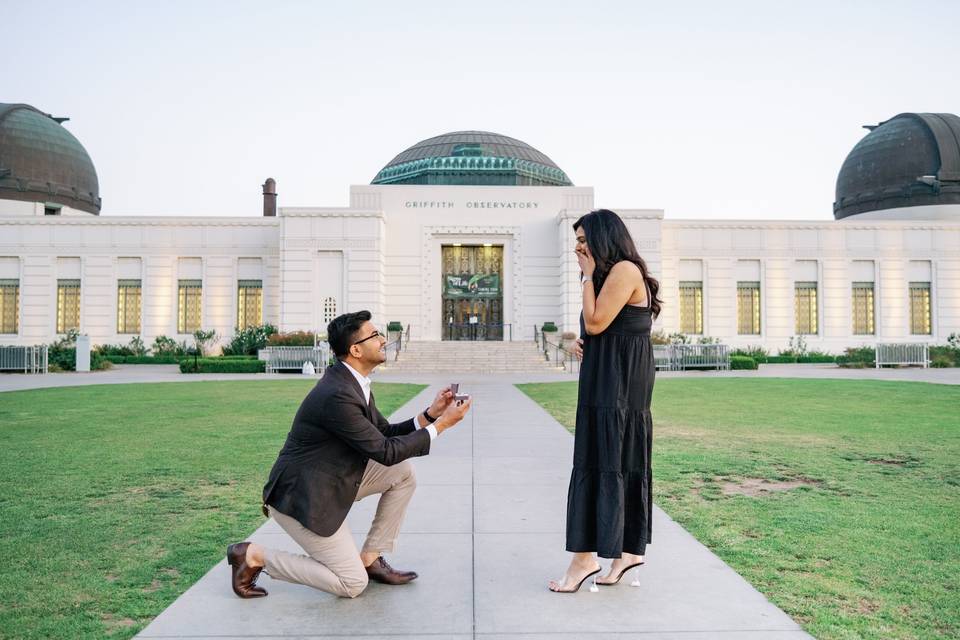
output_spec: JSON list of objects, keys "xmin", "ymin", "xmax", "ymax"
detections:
[{"xmin": 134, "ymin": 380, "xmax": 812, "ymax": 640}]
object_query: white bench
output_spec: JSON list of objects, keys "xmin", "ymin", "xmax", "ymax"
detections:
[{"xmin": 875, "ymin": 343, "xmax": 929, "ymax": 368}]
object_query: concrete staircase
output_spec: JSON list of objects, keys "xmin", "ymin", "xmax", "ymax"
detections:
[{"xmin": 380, "ymin": 340, "xmax": 562, "ymax": 373}]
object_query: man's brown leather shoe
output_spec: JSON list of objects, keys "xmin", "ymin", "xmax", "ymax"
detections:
[
  {"xmin": 227, "ymin": 542, "xmax": 268, "ymax": 598},
  {"xmin": 365, "ymin": 556, "xmax": 418, "ymax": 585}
]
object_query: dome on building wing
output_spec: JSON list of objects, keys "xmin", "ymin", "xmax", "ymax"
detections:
[
  {"xmin": 834, "ymin": 113, "xmax": 960, "ymax": 220},
  {"xmin": 372, "ymin": 131, "xmax": 573, "ymax": 186},
  {"xmin": 0, "ymin": 103, "xmax": 101, "ymax": 214}
]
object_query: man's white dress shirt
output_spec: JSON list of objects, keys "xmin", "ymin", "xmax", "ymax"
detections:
[{"xmin": 343, "ymin": 361, "xmax": 437, "ymax": 440}]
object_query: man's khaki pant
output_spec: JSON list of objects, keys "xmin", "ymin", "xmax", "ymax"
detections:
[{"xmin": 262, "ymin": 458, "xmax": 417, "ymax": 598}]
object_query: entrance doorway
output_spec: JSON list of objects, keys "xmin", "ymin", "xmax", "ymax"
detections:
[{"xmin": 441, "ymin": 244, "xmax": 504, "ymax": 340}]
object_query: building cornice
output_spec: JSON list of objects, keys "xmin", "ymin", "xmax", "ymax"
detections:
[
  {"xmin": 280, "ymin": 207, "xmax": 384, "ymax": 218},
  {"xmin": 662, "ymin": 219, "xmax": 960, "ymax": 231},
  {"xmin": 556, "ymin": 209, "xmax": 664, "ymax": 224},
  {"xmin": 0, "ymin": 215, "xmax": 280, "ymax": 227}
]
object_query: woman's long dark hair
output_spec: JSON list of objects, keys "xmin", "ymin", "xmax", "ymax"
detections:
[{"xmin": 573, "ymin": 209, "xmax": 663, "ymax": 318}]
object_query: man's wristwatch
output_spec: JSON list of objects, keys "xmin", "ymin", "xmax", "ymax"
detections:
[{"xmin": 422, "ymin": 408, "xmax": 438, "ymax": 423}]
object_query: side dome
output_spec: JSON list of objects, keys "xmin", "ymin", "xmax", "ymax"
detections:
[
  {"xmin": 834, "ymin": 113, "xmax": 960, "ymax": 220},
  {"xmin": 371, "ymin": 131, "xmax": 572, "ymax": 186},
  {"xmin": 0, "ymin": 103, "xmax": 101, "ymax": 214}
]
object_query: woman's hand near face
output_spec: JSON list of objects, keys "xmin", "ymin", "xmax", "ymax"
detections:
[{"xmin": 576, "ymin": 248, "xmax": 596, "ymax": 278}]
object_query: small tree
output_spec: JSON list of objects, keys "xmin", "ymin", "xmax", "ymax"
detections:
[{"xmin": 192, "ymin": 329, "xmax": 218, "ymax": 357}]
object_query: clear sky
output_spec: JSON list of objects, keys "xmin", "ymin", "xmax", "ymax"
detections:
[{"xmin": 3, "ymin": 0, "xmax": 958, "ymax": 220}]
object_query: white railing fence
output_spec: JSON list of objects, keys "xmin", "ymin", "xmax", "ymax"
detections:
[
  {"xmin": 262, "ymin": 345, "xmax": 330, "ymax": 374},
  {"xmin": 0, "ymin": 345, "xmax": 49, "ymax": 374},
  {"xmin": 875, "ymin": 343, "xmax": 929, "ymax": 368}
]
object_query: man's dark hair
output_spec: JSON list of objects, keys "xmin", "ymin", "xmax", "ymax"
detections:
[{"xmin": 327, "ymin": 310, "xmax": 372, "ymax": 358}]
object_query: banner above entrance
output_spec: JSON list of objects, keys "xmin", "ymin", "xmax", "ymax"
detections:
[{"xmin": 444, "ymin": 273, "xmax": 501, "ymax": 298}]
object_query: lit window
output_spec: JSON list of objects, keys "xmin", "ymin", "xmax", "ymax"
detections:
[
  {"xmin": 679, "ymin": 281, "xmax": 703, "ymax": 334},
  {"xmin": 0, "ymin": 279, "xmax": 19, "ymax": 334},
  {"xmin": 737, "ymin": 281, "xmax": 761, "ymax": 335},
  {"xmin": 794, "ymin": 282, "xmax": 818, "ymax": 335},
  {"xmin": 117, "ymin": 279, "xmax": 142, "ymax": 334},
  {"xmin": 909, "ymin": 282, "xmax": 931, "ymax": 335},
  {"xmin": 852, "ymin": 282, "xmax": 875, "ymax": 335},
  {"xmin": 178, "ymin": 279, "xmax": 202, "ymax": 334},
  {"xmin": 57, "ymin": 279, "xmax": 81, "ymax": 333},
  {"xmin": 237, "ymin": 280, "xmax": 263, "ymax": 330}
]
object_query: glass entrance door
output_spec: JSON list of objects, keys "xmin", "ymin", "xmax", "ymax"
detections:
[{"xmin": 441, "ymin": 245, "xmax": 504, "ymax": 341}]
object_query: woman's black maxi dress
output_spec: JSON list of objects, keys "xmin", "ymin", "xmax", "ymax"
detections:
[{"xmin": 566, "ymin": 297, "xmax": 655, "ymax": 558}]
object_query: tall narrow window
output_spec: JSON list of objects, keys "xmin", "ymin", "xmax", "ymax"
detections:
[
  {"xmin": 178, "ymin": 279, "xmax": 202, "ymax": 333},
  {"xmin": 678, "ymin": 281, "xmax": 703, "ymax": 334},
  {"xmin": 852, "ymin": 282, "xmax": 875, "ymax": 335},
  {"xmin": 909, "ymin": 282, "xmax": 932, "ymax": 335},
  {"xmin": 737, "ymin": 281, "xmax": 761, "ymax": 335},
  {"xmin": 323, "ymin": 296, "xmax": 338, "ymax": 324},
  {"xmin": 117, "ymin": 279, "xmax": 142, "ymax": 334},
  {"xmin": 0, "ymin": 279, "xmax": 19, "ymax": 334},
  {"xmin": 794, "ymin": 282, "xmax": 818, "ymax": 335},
  {"xmin": 57, "ymin": 279, "xmax": 81, "ymax": 333},
  {"xmin": 237, "ymin": 280, "xmax": 263, "ymax": 330}
]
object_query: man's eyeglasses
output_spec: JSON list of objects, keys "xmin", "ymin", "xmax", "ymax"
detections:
[{"xmin": 353, "ymin": 330, "xmax": 384, "ymax": 346}]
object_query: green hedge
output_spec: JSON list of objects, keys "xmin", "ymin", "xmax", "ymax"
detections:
[
  {"xmin": 179, "ymin": 358, "xmax": 266, "ymax": 374},
  {"xmin": 766, "ymin": 355, "xmax": 798, "ymax": 364},
  {"xmin": 730, "ymin": 355, "xmax": 758, "ymax": 370},
  {"xmin": 104, "ymin": 355, "xmax": 182, "ymax": 365},
  {"xmin": 797, "ymin": 355, "xmax": 838, "ymax": 363}
]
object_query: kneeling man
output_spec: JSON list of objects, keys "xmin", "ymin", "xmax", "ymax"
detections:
[{"xmin": 227, "ymin": 310, "xmax": 471, "ymax": 598}]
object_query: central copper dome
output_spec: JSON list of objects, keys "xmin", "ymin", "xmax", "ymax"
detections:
[{"xmin": 372, "ymin": 131, "xmax": 572, "ymax": 187}]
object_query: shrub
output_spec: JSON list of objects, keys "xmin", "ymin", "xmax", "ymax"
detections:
[
  {"xmin": 386, "ymin": 321, "xmax": 403, "ymax": 332},
  {"xmin": 732, "ymin": 346, "xmax": 769, "ymax": 364},
  {"xmin": 929, "ymin": 346, "xmax": 959, "ymax": 367},
  {"xmin": 696, "ymin": 336, "xmax": 719, "ymax": 344},
  {"xmin": 47, "ymin": 330, "xmax": 110, "ymax": 371},
  {"xmin": 48, "ymin": 330, "xmax": 79, "ymax": 371},
  {"xmin": 222, "ymin": 324, "xmax": 277, "ymax": 356},
  {"xmin": 767, "ymin": 355, "xmax": 798, "ymax": 364},
  {"xmin": 94, "ymin": 343, "xmax": 133, "ymax": 357},
  {"xmin": 650, "ymin": 329, "xmax": 670, "ymax": 345},
  {"xmin": 730, "ymin": 355, "xmax": 757, "ymax": 370},
  {"xmin": 779, "ymin": 335, "xmax": 809, "ymax": 357},
  {"xmin": 153, "ymin": 335, "xmax": 189, "ymax": 356},
  {"xmin": 268, "ymin": 331, "xmax": 316, "ymax": 347},
  {"xmin": 797, "ymin": 354, "xmax": 838, "ymax": 363},
  {"xmin": 931, "ymin": 354, "xmax": 954, "ymax": 368},
  {"xmin": 948, "ymin": 333, "xmax": 960, "ymax": 349},
  {"xmin": 541, "ymin": 322, "xmax": 558, "ymax": 332},
  {"xmin": 192, "ymin": 329, "xmax": 218, "ymax": 356},
  {"xmin": 103, "ymin": 355, "xmax": 127, "ymax": 364},
  {"xmin": 837, "ymin": 346, "xmax": 875, "ymax": 368},
  {"xmin": 179, "ymin": 358, "xmax": 266, "ymax": 374},
  {"xmin": 667, "ymin": 332, "xmax": 690, "ymax": 345},
  {"xmin": 130, "ymin": 355, "xmax": 181, "ymax": 364}
]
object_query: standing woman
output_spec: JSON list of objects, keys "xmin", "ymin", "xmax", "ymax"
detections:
[{"xmin": 549, "ymin": 209, "xmax": 662, "ymax": 593}]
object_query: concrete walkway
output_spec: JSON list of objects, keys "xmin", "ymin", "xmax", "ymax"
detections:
[
  {"xmin": 2, "ymin": 361, "xmax": 959, "ymax": 395},
  {"xmin": 134, "ymin": 380, "xmax": 812, "ymax": 640}
]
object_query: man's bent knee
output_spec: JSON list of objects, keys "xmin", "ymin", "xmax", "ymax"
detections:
[
  {"xmin": 341, "ymin": 573, "xmax": 369, "ymax": 598},
  {"xmin": 397, "ymin": 460, "xmax": 417, "ymax": 488}
]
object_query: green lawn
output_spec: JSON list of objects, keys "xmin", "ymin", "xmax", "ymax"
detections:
[
  {"xmin": 517, "ymin": 379, "xmax": 960, "ymax": 640},
  {"xmin": 0, "ymin": 380, "xmax": 425, "ymax": 639}
]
